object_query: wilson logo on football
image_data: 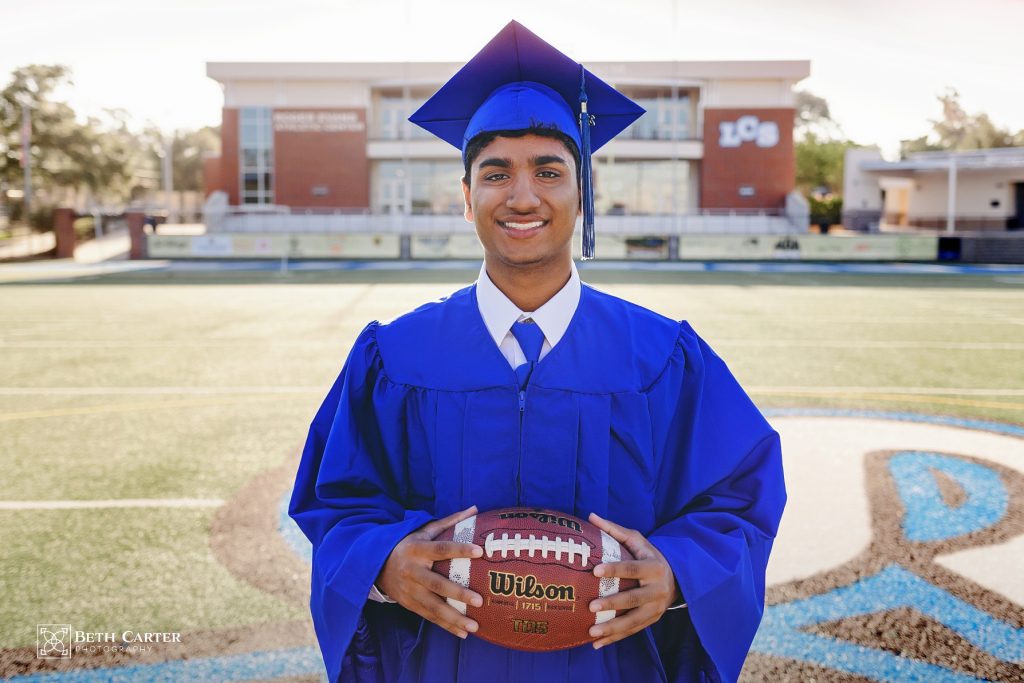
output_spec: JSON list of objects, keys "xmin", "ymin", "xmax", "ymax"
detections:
[
  {"xmin": 498, "ymin": 511, "xmax": 583, "ymax": 532},
  {"xmin": 488, "ymin": 571, "xmax": 576, "ymax": 602}
]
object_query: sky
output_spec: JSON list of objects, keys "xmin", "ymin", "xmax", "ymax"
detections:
[{"xmin": 2, "ymin": 0, "xmax": 1022, "ymax": 159}]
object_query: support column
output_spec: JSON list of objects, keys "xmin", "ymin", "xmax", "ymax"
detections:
[
  {"xmin": 53, "ymin": 207, "xmax": 76, "ymax": 259},
  {"xmin": 946, "ymin": 158, "xmax": 957, "ymax": 233},
  {"xmin": 125, "ymin": 211, "xmax": 147, "ymax": 259}
]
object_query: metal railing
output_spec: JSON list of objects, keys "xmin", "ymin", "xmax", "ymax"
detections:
[
  {"xmin": 883, "ymin": 215, "xmax": 1016, "ymax": 232},
  {"xmin": 366, "ymin": 127, "xmax": 700, "ymax": 144},
  {"xmin": 207, "ymin": 206, "xmax": 805, "ymax": 235}
]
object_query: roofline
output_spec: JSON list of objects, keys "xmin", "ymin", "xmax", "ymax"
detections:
[
  {"xmin": 904, "ymin": 147, "xmax": 1024, "ymax": 161},
  {"xmin": 861, "ymin": 156, "xmax": 1024, "ymax": 172},
  {"xmin": 206, "ymin": 60, "xmax": 811, "ymax": 83}
]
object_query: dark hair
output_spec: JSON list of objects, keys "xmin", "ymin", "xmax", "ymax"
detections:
[{"xmin": 462, "ymin": 126, "xmax": 582, "ymax": 188}]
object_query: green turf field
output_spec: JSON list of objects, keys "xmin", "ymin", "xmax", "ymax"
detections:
[{"xmin": 0, "ymin": 268, "xmax": 1021, "ymax": 650}]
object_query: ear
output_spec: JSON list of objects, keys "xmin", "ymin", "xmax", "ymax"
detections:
[{"xmin": 462, "ymin": 176, "xmax": 473, "ymax": 223}]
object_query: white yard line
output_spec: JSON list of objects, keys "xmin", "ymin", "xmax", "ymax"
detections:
[
  {"xmin": 0, "ymin": 498, "xmax": 224, "ymax": 510},
  {"xmin": 0, "ymin": 386, "xmax": 322, "ymax": 395},
  {"xmin": 715, "ymin": 340, "xmax": 1024, "ymax": 350},
  {"xmin": 4, "ymin": 338, "xmax": 1019, "ymax": 350},
  {"xmin": 748, "ymin": 386, "xmax": 1024, "ymax": 396},
  {"xmin": 0, "ymin": 339, "xmax": 340, "ymax": 348},
  {"xmin": 691, "ymin": 315, "xmax": 1020, "ymax": 325},
  {"xmin": 1, "ymin": 385, "xmax": 1020, "ymax": 397}
]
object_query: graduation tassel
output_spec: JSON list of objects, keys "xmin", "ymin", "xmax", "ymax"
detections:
[{"xmin": 579, "ymin": 67, "xmax": 596, "ymax": 260}]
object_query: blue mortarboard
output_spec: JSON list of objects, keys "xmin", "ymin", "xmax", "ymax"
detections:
[{"xmin": 409, "ymin": 20, "xmax": 645, "ymax": 259}]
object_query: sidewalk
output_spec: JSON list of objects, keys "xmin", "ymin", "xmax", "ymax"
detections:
[
  {"xmin": 0, "ymin": 231, "xmax": 55, "ymax": 260},
  {"xmin": 2, "ymin": 256, "xmax": 1023, "ymax": 286},
  {"xmin": 73, "ymin": 227, "xmax": 130, "ymax": 264}
]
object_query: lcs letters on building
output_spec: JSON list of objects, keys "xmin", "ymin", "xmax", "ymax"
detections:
[{"xmin": 719, "ymin": 115, "xmax": 779, "ymax": 148}]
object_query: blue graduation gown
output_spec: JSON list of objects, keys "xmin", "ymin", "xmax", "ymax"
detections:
[{"xmin": 289, "ymin": 282, "xmax": 786, "ymax": 683}]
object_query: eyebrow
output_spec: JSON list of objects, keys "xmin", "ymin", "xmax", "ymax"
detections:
[
  {"xmin": 533, "ymin": 155, "xmax": 568, "ymax": 167},
  {"xmin": 476, "ymin": 155, "xmax": 568, "ymax": 170},
  {"xmin": 477, "ymin": 157, "xmax": 511, "ymax": 170}
]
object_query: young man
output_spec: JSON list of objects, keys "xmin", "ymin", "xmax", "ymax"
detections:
[{"xmin": 289, "ymin": 21, "xmax": 785, "ymax": 683}]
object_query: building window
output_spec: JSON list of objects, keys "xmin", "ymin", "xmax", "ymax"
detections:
[
  {"xmin": 619, "ymin": 89, "xmax": 694, "ymax": 141},
  {"xmin": 239, "ymin": 107, "xmax": 273, "ymax": 205},
  {"xmin": 372, "ymin": 160, "xmax": 466, "ymax": 214},
  {"xmin": 594, "ymin": 159, "xmax": 695, "ymax": 214},
  {"xmin": 372, "ymin": 91, "xmax": 436, "ymax": 141}
]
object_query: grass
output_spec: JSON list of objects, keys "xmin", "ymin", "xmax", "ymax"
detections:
[
  {"xmin": 0, "ymin": 267, "xmax": 1021, "ymax": 649},
  {"xmin": 0, "ymin": 508, "xmax": 304, "ymax": 647}
]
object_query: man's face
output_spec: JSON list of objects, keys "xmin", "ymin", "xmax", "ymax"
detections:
[{"xmin": 462, "ymin": 134, "xmax": 580, "ymax": 269}]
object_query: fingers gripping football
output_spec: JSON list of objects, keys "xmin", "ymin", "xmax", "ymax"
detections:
[
  {"xmin": 377, "ymin": 505, "xmax": 485, "ymax": 639},
  {"xmin": 586, "ymin": 513, "xmax": 679, "ymax": 649}
]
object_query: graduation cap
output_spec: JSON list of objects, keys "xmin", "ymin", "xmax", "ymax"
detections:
[{"xmin": 409, "ymin": 20, "xmax": 645, "ymax": 259}]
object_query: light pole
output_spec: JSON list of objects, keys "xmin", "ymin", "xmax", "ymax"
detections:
[
  {"xmin": 20, "ymin": 102, "xmax": 32, "ymax": 225},
  {"xmin": 162, "ymin": 134, "xmax": 176, "ymax": 224}
]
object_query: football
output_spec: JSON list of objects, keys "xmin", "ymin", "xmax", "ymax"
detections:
[{"xmin": 432, "ymin": 507, "xmax": 636, "ymax": 652}]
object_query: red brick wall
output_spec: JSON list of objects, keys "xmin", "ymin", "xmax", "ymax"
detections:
[
  {"xmin": 202, "ymin": 156, "xmax": 223, "ymax": 198},
  {"xmin": 272, "ymin": 108, "xmax": 369, "ymax": 208},
  {"xmin": 221, "ymin": 108, "xmax": 240, "ymax": 205},
  {"xmin": 700, "ymin": 108, "xmax": 795, "ymax": 209}
]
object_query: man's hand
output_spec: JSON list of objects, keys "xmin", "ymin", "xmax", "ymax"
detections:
[
  {"xmin": 377, "ymin": 505, "xmax": 485, "ymax": 639},
  {"xmin": 586, "ymin": 512, "xmax": 681, "ymax": 649}
]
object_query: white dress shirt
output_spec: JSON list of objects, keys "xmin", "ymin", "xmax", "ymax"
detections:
[{"xmin": 475, "ymin": 261, "xmax": 581, "ymax": 368}]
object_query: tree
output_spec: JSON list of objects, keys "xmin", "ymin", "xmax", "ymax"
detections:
[
  {"xmin": 794, "ymin": 90, "xmax": 844, "ymax": 142},
  {"xmin": 0, "ymin": 64, "xmax": 220, "ymax": 227},
  {"xmin": 900, "ymin": 88, "xmax": 1024, "ymax": 157},
  {"xmin": 97, "ymin": 109, "xmax": 162, "ymax": 201},
  {"xmin": 171, "ymin": 126, "xmax": 220, "ymax": 193},
  {"xmin": 0, "ymin": 65, "xmax": 135, "ymax": 221},
  {"xmin": 127, "ymin": 124, "xmax": 220, "ymax": 197},
  {"xmin": 793, "ymin": 90, "xmax": 856, "ymax": 196},
  {"xmin": 795, "ymin": 131, "xmax": 855, "ymax": 196}
]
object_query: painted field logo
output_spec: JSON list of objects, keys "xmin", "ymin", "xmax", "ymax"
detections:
[
  {"xmin": 37, "ymin": 624, "xmax": 72, "ymax": 659},
  {"xmin": 488, "ymin": 571, "xmax": 575, "ymax": 601},
  {"xmin": 273, "ymin": 411, "xmax": 1024, "ymax": 681},
  {"xmin": 750, "ymin": 411, "xmax": 1024, "ymax": 682}
]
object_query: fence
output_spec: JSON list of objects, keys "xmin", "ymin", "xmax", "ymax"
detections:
[{"xmin": 205, "ymin": 207, "xmax": 805, "ymax": 235}]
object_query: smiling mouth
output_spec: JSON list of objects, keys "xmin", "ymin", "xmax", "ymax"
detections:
[{"xmin": 498, "ymin": 220, "xmax": 547, "ymax": 232}]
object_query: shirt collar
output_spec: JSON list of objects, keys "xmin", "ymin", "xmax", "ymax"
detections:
[{"xmin": 476, "ymin": 261, "xmax": 581, "ymax": 348}]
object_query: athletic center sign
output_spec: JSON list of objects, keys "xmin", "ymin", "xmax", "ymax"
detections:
[{"xmin": 271, "ymin": 111, "xmax": 365, "ymax": 134}]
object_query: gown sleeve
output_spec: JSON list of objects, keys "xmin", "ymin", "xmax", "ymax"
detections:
[
  {"xmin": 287, "ymin": 321, "xmax": 435, "ymax": 683},
  {"xmin": 645, "ymin": 321, "xmax": 786, "ymax": 683}
]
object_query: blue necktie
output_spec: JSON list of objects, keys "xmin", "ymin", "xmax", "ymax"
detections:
[{"xmin": 511, "ymin": 320, "xmax": 545, "ymax": 390}]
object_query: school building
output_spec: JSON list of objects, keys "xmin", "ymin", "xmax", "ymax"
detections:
[
  {"xmin": 202, "ymin": 59, "xmax": 811, "ymax": 237},
  {"xmin": 844, "ymin": 147, "xmax": 1024, "ymax": 233}
]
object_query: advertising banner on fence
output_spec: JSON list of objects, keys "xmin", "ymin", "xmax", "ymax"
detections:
[
  {"xmin": 677, "ymin": 234, "xmax": 937, "ymax": 261},
  {"xmin": 148, "ymin": 234, "xmax": 400, "ymax": 259},
  {"xmin": 148, "ymin": 233, "xmax": 937, "ymax": 261}
]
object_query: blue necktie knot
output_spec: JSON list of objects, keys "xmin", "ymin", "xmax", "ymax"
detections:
[
  {"xmin": 511, "ymin": 320, "xmax": 545, "ymax": 363},
  {"xmin": 511, "ymin": 320, "xmax": 545, "ymax": 389}
]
